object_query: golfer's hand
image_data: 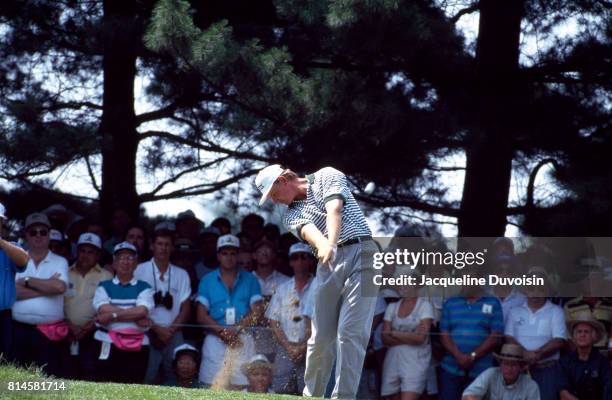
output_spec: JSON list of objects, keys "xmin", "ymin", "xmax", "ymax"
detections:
[{"xmin": 317, "ymin": 242, "xmax": 337, "ymax": 265}]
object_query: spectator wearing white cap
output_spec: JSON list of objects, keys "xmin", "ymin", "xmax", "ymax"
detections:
[
  {"xmin": 0, "ymin": 202, "xmax": 29, "ymax": 360},
  {"xmin": 12, "ymin": 212, "xmax": 69, "ymax": 376},
  {"xmin": 92, "ymin": 242, "xmax": 154, "ymax": 383},
  {"xmin": 195, "ymin": 234, "xmax": 264, "ymax": 388},
  {"xmin": 266, "ymin": 242, "xmax": 315, "ymax": 394},
  {"xmin": 241, "ymin": 354, "xmax": 275, "ymax": 393},
  {"xmin": 49, "ymin": 229, "xmax": 71, "ymax": 262},
  {"xmin": 63, "ymin": 233, "xmax": 112, "ymax": 380},
  {"xmin": 162, "ymin": 343, "xmax": 204, "ymax": 388},
  {"xmin": 134, "ymin": 228, "xmax": 192, "ymax": 384}
]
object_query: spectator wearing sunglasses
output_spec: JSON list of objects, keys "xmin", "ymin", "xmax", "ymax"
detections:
[
  {"xmin": 12, "ymin": 213, "xmax": 69, "ymax": 376},
  {"xmin": 134, "ymin": 228, "xmax": 191, "ymax": 384},
  {"xmin": 0, "ymin": 202, "xmax": 29, "ymax": 360},
  {"xmin": 266, "ymin": 242, "xmax": 315, "ymax": 394}
]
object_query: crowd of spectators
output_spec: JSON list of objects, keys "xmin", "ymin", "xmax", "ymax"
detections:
[{"xmin": 0, "ymin": 202, "xmax": 611, "ymax": 399}]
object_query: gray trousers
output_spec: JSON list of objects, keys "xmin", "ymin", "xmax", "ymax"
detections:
[
  {"xmin": 303, "ymin": 240, "xmax": 379, "ymax": 399},
  {"xmin": 144, "ymin": 331, "xmax": 184, "ymax": 384}
]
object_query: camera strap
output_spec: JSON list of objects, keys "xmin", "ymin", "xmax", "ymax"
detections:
[{"xmin": 151, "ymin": 259, "xmax": 172, "ymax": 294}]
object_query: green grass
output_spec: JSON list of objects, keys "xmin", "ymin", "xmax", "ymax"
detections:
[{"xmin": 0, "ymin": 364, "xmax": 299, "ymax": 399}]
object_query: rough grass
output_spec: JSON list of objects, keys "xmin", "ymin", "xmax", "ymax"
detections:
[{"xmin": 0, "ymin": 364, "xmax": 298, "ymax": 399}]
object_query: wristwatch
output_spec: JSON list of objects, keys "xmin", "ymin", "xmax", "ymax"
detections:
[
  {"xmin": 470, "ymin": 351, "xmax": 477, "ymax": 360},
  {"xmin": 111, "ymin": 312, "xmax": 118, "ymax": 321},
  {"xmin": 24, "ymin": 277, "xmax": 31, "ymax": 288}
]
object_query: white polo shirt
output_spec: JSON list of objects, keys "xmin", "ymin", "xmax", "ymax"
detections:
[
  {"xmin": 254, "ymin": 269, "xmax": 290, "ymax": 298},
  {"xmin": 265, "ymin": 276, "xmax": 313, "ymax": 343},
  {"xmin": 12, "ymin": 251, "xmax": 69, "ymax": 324},
  {"xmin": 498, "ymin": 289, "xmax": 527, "ymax": 324},
  {"xmin": 505, "ymin": 300, "xmax": 566, "ymax": 362},
  {"xmin": 134, "ymin": 259, "xmax": 191, "ymax": 327}
]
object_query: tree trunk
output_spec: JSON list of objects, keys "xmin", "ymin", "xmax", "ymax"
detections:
[
  {"xmin": 99, "ymin": 0, "xmax": 141, "ymax": 224},
  {"xmin": 458, "ymin": 0, "xmax": 523, "ymax": 236}
]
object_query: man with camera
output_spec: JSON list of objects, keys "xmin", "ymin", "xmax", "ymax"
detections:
[{"xmin": 134, "ymin": 228, "xmax": 191, "ymax": 384}]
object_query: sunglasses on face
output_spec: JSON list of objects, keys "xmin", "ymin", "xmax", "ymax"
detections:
[
  {"xmin": 28, "ymin": 229, "xmax": 48, "ymax": 237},
  {"xmin": 290, "ymin": 253, "xmax": 311, "ymax": 261}
]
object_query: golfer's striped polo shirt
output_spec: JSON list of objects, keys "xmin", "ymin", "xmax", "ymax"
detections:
[{"xmin": 283, "ymin": 167, "xmax": 371, "ymax": 243}]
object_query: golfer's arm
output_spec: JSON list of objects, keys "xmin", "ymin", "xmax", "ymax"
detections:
[
  {"xmin": 301, "ymin": 224, "xmax": 329, "ymax": 250},
  {"xmin": 324, "ymin": 199, "xmax": 343, "ymax": 245}
]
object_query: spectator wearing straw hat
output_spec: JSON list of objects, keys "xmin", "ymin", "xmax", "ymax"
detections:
[
  {"xmin": 63, "ymin": 233, "xmax": 112, "ymax": 380},
  {"xmin": 462, "ymin": 343, "xmax": 540, "ymax": 400},
  {"xmin": 241, "ymin": 354, "xmax": 275, "ymax": 394},
  {"xmin": 163, "ymin": 343, "xmax": 204, "ymax": 388},
  {"xmin": 13, "ymin": 212, "xmax": 69, "ymax": 376},
  {"xmin": 559, "ymin": 310, "xmax": 612, "ymax": 400},
  {"xmin": 0, "ymin": 202, "xmax": 29, "ymax": 360},
  {"xmin": 266, "ymin": 242, "xmax": 315, "ymax": 394},
  {"xmin": 505, "ymin": 266, "xmax": 566, "ymax": 400}
]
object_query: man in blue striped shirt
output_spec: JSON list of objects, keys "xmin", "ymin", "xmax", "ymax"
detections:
[
  {"xmin": 0, "ymin": 202, "xmax": 29, "ymax": 360},
  {"xmin": 439, "ymin": 283, "xmax": 503, "ymax": 400},
  {"xmin": 256, "ymin": 165, "xmax": 379, "ymax": 399}
]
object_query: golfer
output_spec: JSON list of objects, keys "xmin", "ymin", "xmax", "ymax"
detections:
[{"xmin": 255, "ymin": 165, "xmax": 379, "ymax": 399}]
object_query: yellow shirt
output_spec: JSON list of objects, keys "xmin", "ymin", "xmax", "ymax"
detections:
[{"xmin": 64, "ymin": 264, "xmax": 113, "ymax": 326}]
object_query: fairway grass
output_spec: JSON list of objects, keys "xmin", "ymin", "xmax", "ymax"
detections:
[{"xmin": 0, "ymin": 364, "xmax": 298, "ymax": 399}]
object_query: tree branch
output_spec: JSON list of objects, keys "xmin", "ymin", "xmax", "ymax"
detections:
[
  {"xmin": 84, "ymin": 155, "xmax": 101, "ymax": 194},
  {"xmin": 526, "ymin": 158, "xmax": 558, "ymax": 210},
  {"xmin": 139, "ymin": 130, "xmax": 276, "ymax": 163},
  {"xmin": 139, "ymin": 168, "xmax": 258, "ymax": 202},
  {"xmin": 354, "ymin": 193, "xmax": 461, "ymax": 217},
  {"xmin": 450, "ymin": 2, "xmax": 481, "ymax": 24},
  {"xmin": 143, "ymin": 155, "xmax": 231, "ymax": 197},
  {"xmin": 135, "ymin": 102, "xmax": 180, "ymax": 126}
]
